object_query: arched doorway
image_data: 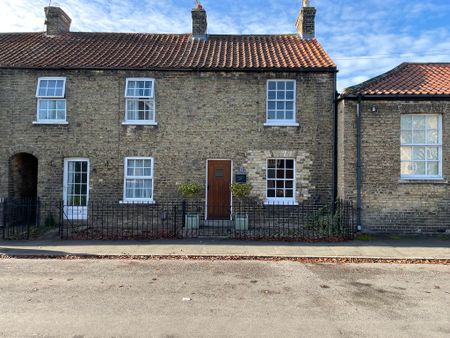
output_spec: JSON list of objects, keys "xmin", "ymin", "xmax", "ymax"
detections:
[{"xmin": 8, "ymin": 153, "xmax": 38, "ymax": 199}]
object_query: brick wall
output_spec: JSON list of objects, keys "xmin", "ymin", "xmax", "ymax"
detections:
[
  {"xmin": 0, "ymin": 69, "xmax": 336, "ymax": 205},
  {"xmin": 338, "ymin": 98, "xmax": 450, "ymax": 233}
]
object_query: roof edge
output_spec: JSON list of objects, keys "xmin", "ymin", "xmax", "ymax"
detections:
[{"xmin": 338, "ymin": 93, "xmax": 450, "ymax": 101}]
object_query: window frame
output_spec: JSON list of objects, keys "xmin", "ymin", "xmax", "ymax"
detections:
[
  {"xmin": 400, "ymin": 114, "xmax": 443, "ymax": 180},
  {"xmin": 265, "ymin": 79, "xmax": 298, "ymax": 127},
  {"xmin": 35, "ymin": 77, "xmax": 67, "ymax": 124},
  {"xmin": 123, "ymin": 78, "xmax": 156, "ymax": 125},
  {"xmin": 63, "ymin": 158, "xmax": 90, "ymax": 220},
  {"xmin": 123, "ymin": 157, "xmax": 155, "ymax": 203},
  {"xmin": 265, "ymin": 158, "xmax": 297, "ymax": 205}
]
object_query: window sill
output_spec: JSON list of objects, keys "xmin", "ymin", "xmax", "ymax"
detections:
[
  {"xmin": 264, "ymin": 200, "xmax": 299, "ymax": 206},
  {"xmin": 399, "ymin": 178, "xmax": 447, "ymax": 184},
  {"xmin": 119, "ymin": 200, "xmax": 156, "ymax": 205},
  {"xmin": 264, "ymin": 122, "xmax": 299, "ymax": 127},
  {"xmin": 122, "ymin": 121, "xmax": 158, "ymax": 126},
  {"xmin": 33, "ymin": 121, "xmax": 68, "ymax": 125}
]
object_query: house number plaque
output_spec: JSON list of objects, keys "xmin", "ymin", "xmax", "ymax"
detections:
[{"xmin": 235, "ymin": 167, "xmax": 247, "ymax": 183}]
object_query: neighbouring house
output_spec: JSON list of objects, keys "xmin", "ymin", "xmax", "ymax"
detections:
[
  {"xmin": 0, "ymin": 2, "xmax": 338, "ymax": 224},
  {"xmin": 338, "ymin": 63, "xmax": 450, "ymax": 234}
]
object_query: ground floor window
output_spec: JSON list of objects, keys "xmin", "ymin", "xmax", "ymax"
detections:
[
  {"xmin": 401, "ymin": 114, "xmax": 442, "ymax": 179},
  {"xmin": 124, "ymin": 157, "xmax": 154, "ymax": 202},
  {"xmin": 266, "ymin": 159, "xmax": 296, "ymax": 204}
]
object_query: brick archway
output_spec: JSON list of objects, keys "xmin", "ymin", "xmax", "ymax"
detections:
[{"xmin": 8, "ymin": 153, "xmax": 38, "ymax": 199}]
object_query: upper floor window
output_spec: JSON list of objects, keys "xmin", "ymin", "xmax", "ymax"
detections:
[
  {"xmin": 266, "ymin": 159, "xmax": 296, "ymax": 204},
  {"xmin": 265, "ymin": 80, "xmax": 297, "ymax": 126},
  {"xmin": 123, "ymin": 157, "xmax": 154, "ymax": 202},
  {"xmin": 35, "ymin": 77, "xmax": 67, "ymax": 123},
  {"xmin": 124, "ymin": 78, "xmax": 156, "ymax": 125},
  {"xmin": 401, "ymin": 114, "xmax": 442, "ymax": 180}
]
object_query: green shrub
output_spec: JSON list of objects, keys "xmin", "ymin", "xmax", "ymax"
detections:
[
  {"xmin": 231, "ymin": 183, "xmax": 252, "ymax": 201},
  {"xmin": 304, "ymin": 204, "xmax": 345, "ymax": 236},
  {"xmin": 177, "ymin": 183, "xmax": 202, "ymax": 199}
]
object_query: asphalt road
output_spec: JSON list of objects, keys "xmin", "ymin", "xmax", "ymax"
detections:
[{"xmin": 0, "ymin": 259, "xmax": 449, "ymax": 338}]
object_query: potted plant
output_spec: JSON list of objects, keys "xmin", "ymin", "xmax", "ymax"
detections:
[
  {"xmin": 177, "ymin": 182, "xmax": 202, "ymax": 229},
  {"xmin": 231, "ymin": 183, "xmax": 252, "ymax": 230}
]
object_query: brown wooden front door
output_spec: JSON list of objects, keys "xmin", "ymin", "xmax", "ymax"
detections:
[{"xmin": 207, "ymin": 160, "xmax": 231, "ymax": 220}]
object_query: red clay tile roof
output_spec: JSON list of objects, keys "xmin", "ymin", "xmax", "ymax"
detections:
[
  {"xmin": 0, "ymin": 32, "xmax": 335, "ymax": 71},
  {"xmin": 343, "ymin": 63, "xmax": 450, "ymax": 97}
]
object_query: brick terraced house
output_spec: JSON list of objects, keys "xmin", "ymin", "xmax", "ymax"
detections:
[
  {"xmin": 3, "ymin": 2, "xmax": 448, "ymax": 237},
  {"xmin": 0, "ymin": 1, "xmax": 339, "ymax": 227},
  {"xmin": 338, "ymin": 63, "xmax": 450, "ymax": 233}
]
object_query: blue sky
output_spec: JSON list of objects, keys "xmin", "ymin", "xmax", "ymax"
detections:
[{"xmin": 1, "ymin": 0, "xmax": 449, "ymax": 90}]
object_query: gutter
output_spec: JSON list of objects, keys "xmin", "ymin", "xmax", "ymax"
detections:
[
  {"xmin": 356, "ymin": 95, "xmax": 363, "ymax": 231},
  {"xmin": 339, "ymin": 94, "xmax": 450, "ymax": 101}
]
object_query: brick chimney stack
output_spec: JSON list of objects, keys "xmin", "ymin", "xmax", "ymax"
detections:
[
  {"xmin": 192, "ymin": 1, "xmax": 207, "ymax": 39},
  {"xmin": 296, "ymin": 0, "xmax": 316, "ymax": 39},
  {"xmin": 45, "ymin": 6, "xmax": 71, "ymax": 35}
]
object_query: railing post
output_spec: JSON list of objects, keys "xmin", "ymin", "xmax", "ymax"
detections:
[
  {"xmin": 36, "ymin": 198, "xmax": 41, "ymax": 228},
  {"xmin": 351, "ymin": 200, "xmax": 356, "ymax": 238},
  {"xmin": 347, "ymin": 201, "xmax": 352, "ymax": 239},
  {"xmin": 1, "ymin": 198, "xmax": 5, "ymax": 240},
  {"xmin": 182, "ymin": 200, "xmax": 186, "ymax": 228},
  {"xmin": 59, "ymin": 200, "xmax": 64, "ymax": 239},
  {"xmin": 26, "ymin": 199, "xmax": 31, "ymax": 240},
  {"xmin": 345, "ymin": 201, "xmax": 349, "ymax": 239},
  {"xmin": 173, "ymin": 203, "xmax": 177, "ymax": 237}
]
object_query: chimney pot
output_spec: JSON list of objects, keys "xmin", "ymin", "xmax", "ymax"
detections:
[
  {"xmin": 296, "ymin": 0, "xmax": 316, "ymax": 39},
  {"xmin": 192, "ymin": 2, "xmax": 207, "ymax": 39},
  {"xmin": 45, "ymin": 6, "xmax": 71, "ymax": 35}
]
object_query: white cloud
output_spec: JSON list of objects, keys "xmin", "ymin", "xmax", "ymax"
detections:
[
  {"xmin": 0, "ymin": 0, "xmax": 193, "ymax": 33},
  {"xmin": 0, "ymin": 0, "xmax": 47, "ymax": 32}
]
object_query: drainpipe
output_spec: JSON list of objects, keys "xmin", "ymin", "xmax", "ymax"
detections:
[
  {"xmin": 356, "ymin": 95, "xmax": 363, "ymax": 231},
  {"xmin": 332, "ymin": 72, "xmax": 338, "ymax": 206}
]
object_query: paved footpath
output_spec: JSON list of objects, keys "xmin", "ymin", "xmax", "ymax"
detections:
[{"xmin": 0, "ymin": 238, "xmax": 449, "ymax": 260}]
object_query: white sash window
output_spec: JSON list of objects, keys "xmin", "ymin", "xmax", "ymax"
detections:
[{"xmin": 401, "ymin": 114, "xmax": 442, "ymax": 179}]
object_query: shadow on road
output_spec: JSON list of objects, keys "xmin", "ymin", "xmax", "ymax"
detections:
[{"xmin": 0, "ymin": 247, "xmax": 71, "ymax": 256}]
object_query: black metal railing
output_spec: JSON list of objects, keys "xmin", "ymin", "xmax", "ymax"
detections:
[
  {"xmin": 0, "ymin": 198, "xmax": 42, "ymax": 240},
  {"xmin": 0, "ymin": 198, "xmax": 355, "ymax": 241}
]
